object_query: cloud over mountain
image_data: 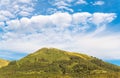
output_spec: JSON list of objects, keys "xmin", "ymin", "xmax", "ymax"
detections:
[{"xmin": 0, "ymin": 12, "xmax": 119, "ymax": 60}]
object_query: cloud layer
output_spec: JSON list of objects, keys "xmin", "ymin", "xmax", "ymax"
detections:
[
  {"xmin": 0, "ymin": 12, "xmax": 119, "ymax": 60},
  {"xmin": 0, "ymin": 0, "xmax": 120, "ymax": 61}
]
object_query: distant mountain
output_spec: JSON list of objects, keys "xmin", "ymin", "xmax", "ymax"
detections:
[
  {"xmin": 0, "ymin": 59, "xmax": 9, "ymax": 68},
  {"xmin": 0, "ymin": 48, "xmax": 120, "ymax": 78}
]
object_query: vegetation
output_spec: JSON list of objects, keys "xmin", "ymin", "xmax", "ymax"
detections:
[
  {"xmin": 0, "ymin": 48, "xmax": 120, "ymax": 78},
  {"xmin": 0, "ymin": 59, "xmax": 9, "ymax": 68}
]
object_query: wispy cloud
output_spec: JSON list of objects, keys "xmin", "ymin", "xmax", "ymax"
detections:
[
  {"xmin": 93, "ymin": 1, "xmax": 105, "ymax": 6},
  {"xmin": 49, "ymin": 0, "xmax": 88, "ymax": 13},
  {"xmin": 51, "ymin": 0, "xmax": 73, "ymax": 12}
]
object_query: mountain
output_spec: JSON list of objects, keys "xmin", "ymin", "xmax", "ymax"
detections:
[
  {"xmin": 0, "ymin": 48, "xmax": 120, "ymax": 78},
  {"xmin": 0, "ymin": 59, "xmax": 9, "ymax": 68}
]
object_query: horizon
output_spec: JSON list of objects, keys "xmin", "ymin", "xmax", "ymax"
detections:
[{"xmin": 0, "ymin": 0, "xmax": 120, "ymax": 66}]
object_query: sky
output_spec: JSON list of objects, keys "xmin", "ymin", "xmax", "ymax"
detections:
[{"xmin": 0, "ymin": 0, "xmax": 120, "ymax": 65}]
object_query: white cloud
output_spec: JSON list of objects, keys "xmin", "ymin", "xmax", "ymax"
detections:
[
  {"xmin": 0, "ymin": 10, "xmax": 14, "ymax": 22},
  {"xmin": 76, "ymin": 0, "xmax": 87, "ymax": 5},
  {"xmin": 0, "ymin": 22, "xmax": 4, "ymax": 26},
  {"xmin": 19, "ymin": 11, "xmax": 31, "ymax": 16},
  {"xmin": 0, "ymin": 12, "xmax": 119, "ymax": 60},
  {"xmin": 57, "ymin": 6, "xmax": 74, "ymax": 12},
  {"xmin": 48, "ymin": 0, "xmax": 88, "ymax": 13},
  {"xmin": 0, "ymin": 0, "xmax": 10, "ymax": 5},
  {"xmin": 50, "ymin": 0, "xmax": 74, "ymax": 13},
  {"xmin": 93, "ymin": 1, "xmax": 105, "ymax": 6},
  {"xmin": 91, "ymin": 13, "xmax": 116, "ymax": 26},
  {"xmin": 72, "ymin": 12, "xmax": 92, "ymax": 31},
  {"xmin": 50, "ymin": 12, "xmax": 72, "ymax": 28},
  {"xmin": 0, "ymin": 10, "xmax": 14, "ymax": 18},
  {"xmin": 0, "ymin": 10, "xmax": 14, "ymax": 21},
  {"xmin": 0, "ymin": 15, "xmax": 8, "ymax": 22},
  {"xmin": 0, "ymin": 0, "xmax": 35, "ymax": 22},
  {"xmin": 73, "ymin": 12, "xmax": 91, "ymax": 25},
  {"xmin": 90, "ymin": 13, "xmax": 116, "ymax": 34},
  {"xmin": 18, "ymin": 0, "xmax": 31, "ymax": 3},
  {"xmin": 54, "ymin": 1, "xmax": 70, "ymax": 7}
]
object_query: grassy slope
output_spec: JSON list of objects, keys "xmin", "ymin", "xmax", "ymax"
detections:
[
  {"xmin": 0, "ymin": 48, "xmax": 120, "ymax": 78},
  {"xmin": 0, "ymin": 59, "xmax": 9, "ymax": 68}
]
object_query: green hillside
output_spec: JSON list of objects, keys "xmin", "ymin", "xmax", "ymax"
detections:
[
  {"xmin": 0, "ymin": 59, "xmax": 9, "ymax": 68},
  {"xmin": 0, "ymin": 48, "xmax": 120, "ymax": 78}
]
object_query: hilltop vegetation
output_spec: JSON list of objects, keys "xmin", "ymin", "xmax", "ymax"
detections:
[{"xmin": 0, "ymin": 48, "xmax": 120, "ymax": 78}]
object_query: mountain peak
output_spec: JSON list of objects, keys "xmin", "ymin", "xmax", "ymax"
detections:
[{"xmin": 0, "ymin": 48, "xmax": 120, "ymax": 78}]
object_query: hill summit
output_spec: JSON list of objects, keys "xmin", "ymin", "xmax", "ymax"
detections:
[{"xmin": 0, "ymin": 48, "xmax": 120, "ymax": 78}]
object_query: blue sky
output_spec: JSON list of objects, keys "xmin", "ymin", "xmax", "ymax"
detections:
[{"xmin": 0, "ymin": 0, "xmax": 120, "ymax": 65}]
